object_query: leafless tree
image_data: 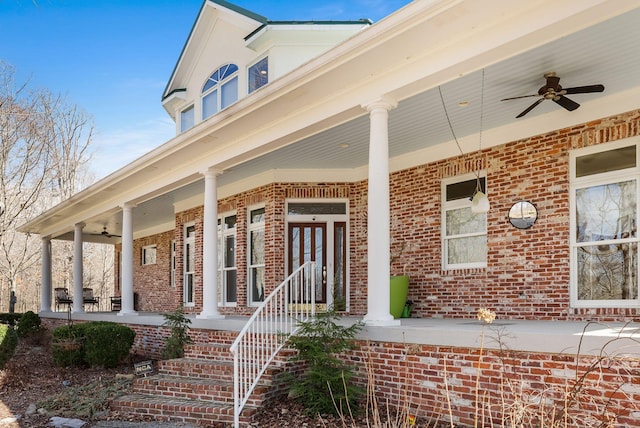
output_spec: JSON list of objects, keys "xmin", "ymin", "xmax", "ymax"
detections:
[{"xmin": 0, "ymin": 61, "xmax": 107, "ymax": 312}]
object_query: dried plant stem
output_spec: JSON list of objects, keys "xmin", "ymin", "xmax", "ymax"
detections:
[
  {"xmin": 474, "ymin": 324, "xmax": 486, "ymax": 428},
  {"xmin": 443, "ymin": 355, "xmax": 455, "ymax": 428}
]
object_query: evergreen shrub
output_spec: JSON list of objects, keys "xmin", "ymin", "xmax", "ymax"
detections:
[
  {"xmin": 83, "ymin": 322, "xmax": 135, "ymax": 368},
  {"xmin": 287, "ymin": 308, "xmax": 363, "ymax": 416},
  {"xmin": 52, "ymin": 322, "xmax": 136, "ymax": 368},
  {"xmin": 52, "ymin": 324, "xmax": 85, "ymax": 367},
  {"xmin": 16, "ymin": 311, "xmax": 41, "ymax": 338},
  {"xmin": 161, "ymin": 306, "xmax": 191, "ymax": 360},
  {"xmin": 0, "ymin": 324, "xmax": 18, "ymax": 369},
  {"xmin": 0, "ymin": 313, "xmax": 22, "ymax": 326}
]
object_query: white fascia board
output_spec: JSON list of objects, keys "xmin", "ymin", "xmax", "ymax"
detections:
[{"xmin": 245, "ymin": 23, "xmax": 369, "ymax": 53}]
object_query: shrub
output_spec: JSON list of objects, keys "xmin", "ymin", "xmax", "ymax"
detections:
[
  {"xmin": 161, "ymin": 306, "xmax": 191, "ymax": 360},
  {"xmin": 16, "ymin": 311, "xmax": 41, "ymax": 338},
  {"xmin": 83, "ymin": 322, "xmax": 135, "ymax": 368},
  {"xmin": 0, "ymin": 324, "xmax": 18, "ymax": 369},
  {"xmin": 287, "ymin": 308, "xmax": 363, "ymax": 416},
  {"xmin": 51, "ymin": 324, "xmax": 85, "ymax": 367},
  {"xmin": 0, "ymin": 313, "xmax": 22, "ymax": 326},
  {"xmin": 52, "ymin": 322, "xmax": 135, "ymax": 368}
]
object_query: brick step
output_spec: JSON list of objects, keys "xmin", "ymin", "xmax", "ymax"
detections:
[
  {"xmin": 158, "ymin": 358, "xmax": 282, "ymax": 383},
  {"xmin": 132, "ymin": 374, "xmax": 271, "ymax": 406},
  {"xmin": 133, "ymin": 374, "xmax": 234, "ymax": 403},
  {"xmin": 111, "ymin": 393, "xmax": 258, "ymax": 425},
  {"xmin": 184, "ymin": 342, "xmax": 297, "ymax": 362},
  {"xmin": 185, "ymin": 342, "xmax": 233, "ymax": 360},
  {"xmin": 158, "ymin": 358, "xmax": 235, "ymax": 380}
]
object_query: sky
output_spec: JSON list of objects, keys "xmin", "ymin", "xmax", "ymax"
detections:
[{"xmin": 0, "ymin": 0, "xmax": 411, "ymax": 180}]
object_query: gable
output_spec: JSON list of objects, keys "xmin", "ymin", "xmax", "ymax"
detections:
[
  {"xmin": 161, "ymin": 0, "xmax": 371, "ymax": 128},
  {"xmin": 162, "ymin": 0, "xmax": 266, "ymax": 118}
]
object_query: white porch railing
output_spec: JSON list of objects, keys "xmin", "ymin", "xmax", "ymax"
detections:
[{"xmin": 230, "ymin": 261, "xmax": 316, "ymax": 428}]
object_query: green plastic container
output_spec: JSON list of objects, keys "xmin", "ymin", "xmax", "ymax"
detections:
[{"xmin": 389, "ymin": 275, "xmax": 409, "ymax": 319}]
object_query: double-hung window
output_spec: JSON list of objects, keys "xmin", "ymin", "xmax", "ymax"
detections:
[
  {"xmin": 218, "ymin": 213, "xmax": 237, "ymax": 305},
  {"xmin": 248, "ymin": 207, "xmax": 265, "ymax": 306},
  {"xmin": 442, "ymin": 173, "xmax": 488, "ymax": 269},
  {"xmin": 570, "ymin": 140, "xmax": 639, "ymax": 307},
  {"xmin": 202, "ymin": 64, "xmax": 238, "ymax": 120}
]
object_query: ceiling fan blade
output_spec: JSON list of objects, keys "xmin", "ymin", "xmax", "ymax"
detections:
[
  {"xmin": 563, "ymin": 84, "xmax": 604, "ymax": 95},
  {"xmin": 501, "ymin": 94, "xmax": 539, "ymax": 101},
  {"xmin": 553, "ymin": 95, "xmax": 580, "ymax": 111},
  {"xmin": 515, "ymin": 98, "xmax": 544, "ymax": 118}
]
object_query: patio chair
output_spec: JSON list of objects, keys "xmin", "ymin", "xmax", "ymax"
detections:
[
  {"xmin": 82, "ymin": 288, "xmax": 99, "ymax": 311},
  {"xmin": 54, "ymin": 287, "xmax": 72, "ymax": 311},
  {"xmin": 110, "ymin": 292, "xmax": 139, "ymax": 312},
  {"xmin": 110, "ymin": 296, "xmax": 121, "ymax": 311}
]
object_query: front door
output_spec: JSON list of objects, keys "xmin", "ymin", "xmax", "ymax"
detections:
[
  {"xmin": 288, "ymin": 221, "xmax": 347, "ymax": 307},
  {"xmin": 288, "ymin": 223, "xmax": 327, "ymax": 303}
]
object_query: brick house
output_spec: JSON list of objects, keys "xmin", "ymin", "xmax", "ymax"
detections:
[{"xmin": 20, "ymin": 0, "xmax": 640, "ymax": 425}]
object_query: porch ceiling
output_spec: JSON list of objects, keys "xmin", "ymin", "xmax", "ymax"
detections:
[
  {"xmin": 225, "ymin": 6, "xmax": 640, "ymax": 180},
  {"xmin": 22, "ymin": 1, "xmax": 640, "ymax": 241}
]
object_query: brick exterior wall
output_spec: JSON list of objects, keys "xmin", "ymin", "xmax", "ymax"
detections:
[
  {"xmin": 398, "ymin": 109, "xmax": 640, "ymax": 321},
  {"xmin": 349, "ymin": 339, "xmax": 640, "ymax": 426},
  {"xmin": 118, "ymin": 109, "xmax": 640, "ymax": 322}
]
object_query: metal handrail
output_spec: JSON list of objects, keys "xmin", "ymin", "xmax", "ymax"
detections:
[{"xmin": 230, "ymin": 261, "xmax": 316, "ymax": 427}]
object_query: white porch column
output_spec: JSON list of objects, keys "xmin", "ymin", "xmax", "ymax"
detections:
[
  {"xmin": 119, "ymin": 203, "xmax": 138, "ymax": 316},
  {"xmin": 72, "ymin": 223, "xmax": 85, "ymax": 313},
  {"xmin": 362, "ymin": 98, "xmax": 400, "ymax": 326},
  {"xmin": 198, "ymin": 168, "xmax": 224, "ymax": 319},
  {"xmin": 40, "ymin": 236, "xmax": 52, "ymax": 313}
]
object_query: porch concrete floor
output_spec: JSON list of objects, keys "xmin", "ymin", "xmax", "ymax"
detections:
[{"xmin": 42, "ymin": 310, "xmax": 640, "ymax": 357}]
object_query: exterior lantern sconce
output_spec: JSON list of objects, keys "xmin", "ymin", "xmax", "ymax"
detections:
[
  {"xmin": 471, "ymin": 175, "xmax": 490, "ymax": 214},
  {"xmin": 471, "ymin": 190, "xmax": 490, "ymax": 213}
]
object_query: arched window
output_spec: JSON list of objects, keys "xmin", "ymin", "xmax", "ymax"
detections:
[{"xmin": 202, "ymin": 64, "xmax": 238, "ymax": 119}]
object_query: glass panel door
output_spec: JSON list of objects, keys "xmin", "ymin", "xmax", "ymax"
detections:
[
  {"xmin": 334, "ymin": 222, "xmax": 347, "ymax": 309},
  {"xmin": 288, "ymin": 223, "xmax": 327, "ymax": 303}
]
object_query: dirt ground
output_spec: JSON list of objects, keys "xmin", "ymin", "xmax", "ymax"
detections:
[{"xmin": 0, "ymin": 335, "xmax": 427, "ymax": 428}]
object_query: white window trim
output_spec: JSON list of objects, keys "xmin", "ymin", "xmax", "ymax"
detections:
[
  {"xmin": 202, "ymin": 65, "xmax": 239, "ymax": 120},
  {"xmin": 170, "ymin": 240, "xmax": 176, "ymax": 289},
  {"xmin": 441, "ymin": 172, "xmax": 488, "ymax": 270},
  {"xmin": 284, "ymin": 198, "xmax": 350, "ymax": 310},
  {"xmin": 179, "ymin": 104, "xmax": 194, "ymax": 133},
  {"xmin": 183, "ymin": 223, "xmax": 196, "ymax": 307},
  {"xmin": 247, "ymin": 205, "xmax": 266, "ymax": 307},
  {"xmin": 569, "ymin": 137, "xmax": 640, "ymax": 308},
  {"xmin": 247, "ymin": 55, "xmax": 269, "ymax": 94},
  {"xmin": 141, "ymin": 244, "xmax": 157, "ymax": 266},
  {"xmin": 218, "ymin": 211, "xmax": 238, "ymax": 307}
]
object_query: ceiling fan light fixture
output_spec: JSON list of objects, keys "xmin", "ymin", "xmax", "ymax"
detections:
[{"xmin": 501, "ymin": 72, "xmax": 605, "ymax": 118}]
